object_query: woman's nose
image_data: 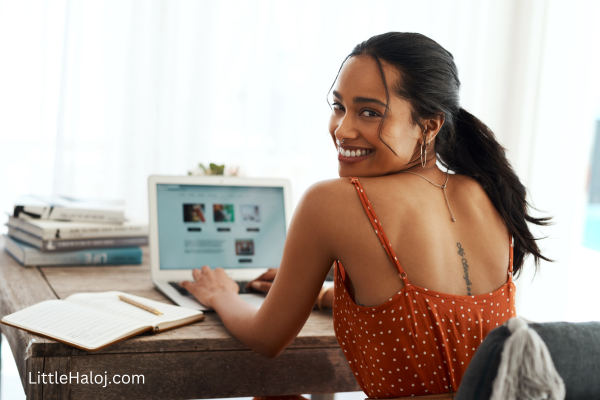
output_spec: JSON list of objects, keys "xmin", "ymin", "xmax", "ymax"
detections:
[{"xmin": 334, "ymin": 115, "xmax": 359, "ymax": 143}]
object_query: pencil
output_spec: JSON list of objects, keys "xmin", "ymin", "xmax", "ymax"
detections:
[{"xmin": 118, "ymin": 295, "xmax": 163, "ymax": 316}]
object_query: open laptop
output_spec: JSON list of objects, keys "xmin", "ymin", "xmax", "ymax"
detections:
[{"xmin": 148, "ymin": 175, "xmax": 292, "ymax": 311}]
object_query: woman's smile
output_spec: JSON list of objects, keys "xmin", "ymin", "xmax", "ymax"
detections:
[{"xmin": 337, "ymin": 145, "xmax": 374, "ymax": 164}]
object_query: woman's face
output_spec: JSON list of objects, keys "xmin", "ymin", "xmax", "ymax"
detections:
[{"xmin": 328, "ymin": 55, "xmax": 423, "ymax": 177}]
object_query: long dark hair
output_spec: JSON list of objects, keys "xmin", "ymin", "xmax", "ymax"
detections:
[{"xmin": 336, "ymin": 32, "xmax": 550, "ymax": 276}]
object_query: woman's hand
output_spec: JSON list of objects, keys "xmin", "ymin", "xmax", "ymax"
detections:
[
  {"xmin": 180, "ymin": 266, "xmax": 239, "ymax": 308},
  {"xmin": 246, "ymin": 268, "xmax": 278, "ymax": 293}
]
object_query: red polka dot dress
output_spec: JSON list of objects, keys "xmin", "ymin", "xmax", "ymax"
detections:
[{"xmin": 333, "ymin": 177, "xmax": 516, "ymax": 398}]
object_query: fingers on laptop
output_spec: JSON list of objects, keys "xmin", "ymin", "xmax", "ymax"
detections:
[
  {"xmin": 249, "ymin": 281, "xmax": 272, "ymax": 293},
  {"xmin": 179, "ymin": 280, "xmax": 192, "ymax": 290},
  {"xmin": 247, "ymin": 268, "xmax": 278, "ymax": 293},
  {"xmin": 190, "ymin": 266, "xmax": 209, "ymax": 280},
  {"xmin": 180, "ymin": 267, "xmax": 210, "ymax": 293},
  {"xmin": 186, "ymin": 267, "xmax": 240, "ymax": 297},
  {"xmin": 258, "ymin": 268, "xmax": 278, "ymax": 281}
]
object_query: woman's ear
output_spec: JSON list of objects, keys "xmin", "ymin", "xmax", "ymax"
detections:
[{"xmin": 424, "ymin": 114, "xmax": 445, "ymax": 142}]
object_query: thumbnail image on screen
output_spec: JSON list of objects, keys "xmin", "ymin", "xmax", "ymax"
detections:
[
  {"xmin": 235, "ymin": 239, "xmax": 255, "ymax": 256},
  {"xmin": 241, "ymin": 205, "xmax": 260, "ymax": 222},
  {"xmin": 183, "ymin": 204, "xmax": 206, "ymax": 222},
  {"xmin": 213, "ymin": 204, "xmax": 234, "ymax": 222}
]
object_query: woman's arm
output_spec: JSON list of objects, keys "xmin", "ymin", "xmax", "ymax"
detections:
[
  {"xmin": 247, "ymin": 269, "xmax": 335, "ymax": 309},
  {"xmin": 181, "ymin": 182, "xmax": 337, "ymax": 358}
]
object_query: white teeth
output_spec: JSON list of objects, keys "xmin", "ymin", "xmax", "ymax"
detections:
[{"xmin": 339, "ymin": 148, "xmax": 372, "ymax": 157}]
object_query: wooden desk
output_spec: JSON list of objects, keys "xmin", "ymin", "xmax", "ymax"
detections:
[{"xmin": 0, "ymin": 237, "xmax": 360, "ymax": 399}]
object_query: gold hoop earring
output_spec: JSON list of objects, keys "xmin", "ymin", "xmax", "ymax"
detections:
[{"xmin": 420, "ymin": 133, "xmax": 428, "ymax": 168}]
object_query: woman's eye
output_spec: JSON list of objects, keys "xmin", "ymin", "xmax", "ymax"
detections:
[
  {"xmin": 331, "ymin": 102, "xmax": 344, "ymax": 111},
  {"xmin": 360, "ymin": 109, "xmax": 380, "ymax": 117}
]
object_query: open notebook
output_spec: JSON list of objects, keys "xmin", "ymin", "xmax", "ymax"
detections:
[{"xmin": 0, "ymin": 291, "xmax": 204, "ymax": 351}]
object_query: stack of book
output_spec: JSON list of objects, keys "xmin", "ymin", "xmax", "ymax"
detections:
[{"xmin": 3, "ymin": 195, "xmax": 148, "ymax": 267}]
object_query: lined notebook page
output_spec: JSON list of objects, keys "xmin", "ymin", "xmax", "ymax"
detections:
[
  {"xmin": 2, "ymin": 300, "xmax": 148, "ymax": 350},
  {"xmin": 65, "ymin": 291, "xmax": 202, "ymax": 327}
]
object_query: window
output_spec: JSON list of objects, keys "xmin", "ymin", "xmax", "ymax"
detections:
[{"xmin": 584, "ymin": 119, "xmax": 600, "ymax": 252}]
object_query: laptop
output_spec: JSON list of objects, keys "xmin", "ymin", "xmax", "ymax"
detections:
[{"xmin": 148, "ymin": 175, "xmax": 292, "ymax": 311}]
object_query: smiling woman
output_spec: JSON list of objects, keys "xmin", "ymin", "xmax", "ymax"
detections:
[
  {"xmin": 328, "ymin": 56, "xmax": 431, "ymax": 177},
  {"xmin": 180, "ymin": 32, "xmax": 550, "ymax": 399}
]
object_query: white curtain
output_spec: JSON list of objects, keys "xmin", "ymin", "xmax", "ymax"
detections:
[{"xmin": 1, "ymin": 0, "xmax": 599, "ymax": 322}]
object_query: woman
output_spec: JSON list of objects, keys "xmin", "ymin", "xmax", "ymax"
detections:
[{"xmin": 180, "ymin": 32, "xmax": 549, "ymax": 398}]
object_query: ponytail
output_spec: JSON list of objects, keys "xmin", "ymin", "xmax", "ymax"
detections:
[
  {"xmin": 347, "ymin": 32, "xmax": 551, "ymax": 276},
  {"xmin": 436, "ymin": 108, "xmax": 551, "ymax": 276}
]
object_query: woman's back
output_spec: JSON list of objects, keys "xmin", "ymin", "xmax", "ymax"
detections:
[
  {"xmin": 327, "ymin": 172, "xmax": 511, "ymax": 308},
  {"xmin": 331, "ymin": 174, "xmax": 516, "ymax": 397}
]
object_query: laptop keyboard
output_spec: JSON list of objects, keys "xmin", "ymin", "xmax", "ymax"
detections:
[
  {"xmin": 237, "ymin": 281, "xmax": 252, "ymax": 294},
  {"xmin": 169, "ymin": 281, "xmax": 191, "ymax": 296},
  {"xmin": 169, "ymin": 281, "xmax": 253, "ymax": 296}
]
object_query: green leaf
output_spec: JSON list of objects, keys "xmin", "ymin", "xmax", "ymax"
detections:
[{"xmin": 210, "ymin": 163, "xmax": 225, "ymax": 175}]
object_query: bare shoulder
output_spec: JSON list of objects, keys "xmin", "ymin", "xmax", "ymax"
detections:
[
  {"xmin": 450, "ymin": 173, "xmax": 500, "ymax": 213},
  {"xmin": 451, "ymin": 173, "xmax": 488, "ymax": 198},
  {"xmin": 298, "ymin": 178, "xmax": 358, "ymax": 208},
  {"xmin": 293, "ymin": 178, "xmax": 365, "ymax": 230},
  {"xmin": 284, "ymin": 178, "xmax": 363, "ymax": 254}
]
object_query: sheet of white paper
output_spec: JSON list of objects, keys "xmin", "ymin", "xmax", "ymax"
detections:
[
  {"xmin": 65, "ymin": 291, "xmax": 202, "ymax": 327},
  {"xmin": 2, "ymin": 300, "xmax": 148, "ymax": 349}
]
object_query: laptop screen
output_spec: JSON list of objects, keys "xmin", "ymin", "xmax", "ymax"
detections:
[{"xmin": 156, "ymin": 184, "xmax": 286, "ymax": 270}]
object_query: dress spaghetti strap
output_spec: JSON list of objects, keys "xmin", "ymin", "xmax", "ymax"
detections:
[
  {"xmin": 349, "ymin": 177, "xmax": 411, "ymax": 286},
  {"xmin": 508, "ymin": 234, "xmax": 514, "ymax": 278}
]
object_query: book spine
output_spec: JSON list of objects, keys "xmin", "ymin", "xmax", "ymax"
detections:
[
  {"xmin": 47, "ymin": 208, "xmax": 125, "ymax": 223},
  {"xmin": 7, "ymin": 216, "xmax": 44, "ymax": 238},
  {"xmin": 43, "ymin": 237, "xmax": 149, "ymax": 251},
  {"xmin": 3, "ymin": 236, "xmax": 25, "ymax": 262},
  {"xmin": 8, "ymin": 216, "xmax": 148, "ymax": 240},
  {"xmin": 44, "ymin": 225, "xmax": 148, "ymax": 240},
  {"xmin": 22, "ymin": 247, "xmax": 143, "ymax": 266},
  {"xmin": 7, "ymin": 227, "xmax": 42, "ymax": 248}
]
